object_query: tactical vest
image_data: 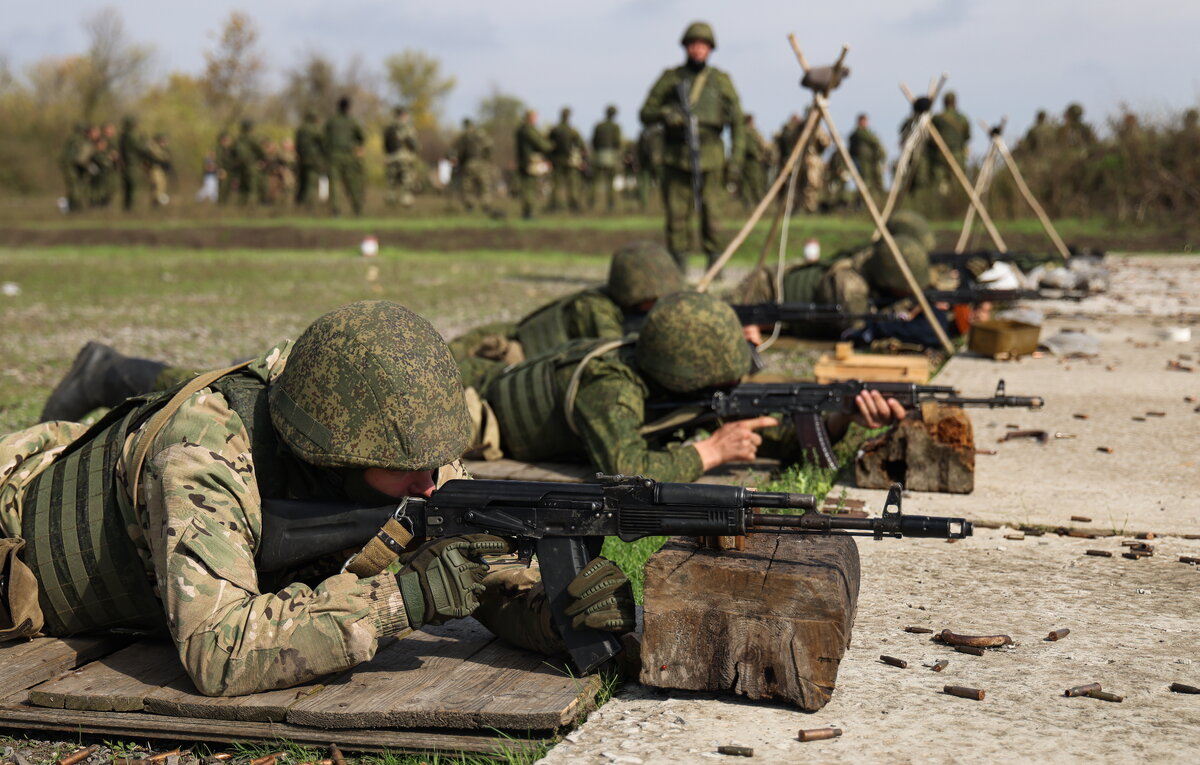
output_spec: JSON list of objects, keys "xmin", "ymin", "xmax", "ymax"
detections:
[
  {"xmin": 20, "ymin": 369, "xmax": 285, "ymax": 636},
  {"xmin": 486, "ymin": 338, "xmax": 624, "ymax": 461},
  {"xmin": 781, "ymin": 263, "xmax": 827, "ymax": 305}
]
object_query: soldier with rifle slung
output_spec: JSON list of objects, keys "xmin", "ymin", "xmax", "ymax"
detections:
[{"xmin": 639, "ymin": 21, "xmax": 745, "ymax": 274}]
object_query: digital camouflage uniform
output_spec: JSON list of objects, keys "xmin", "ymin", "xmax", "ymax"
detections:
[
  {"xmin": 454, "ymin": 120, "xmax": 494, "ymax": 213},
  {"xmin": 477, "ymin": 293, "xmax": 757, "ymax": 481},
  {"xmin": 325, "ymin": 110, "xmax": 366, "ymax": 215},
  {"xmin": 294, "ymin": 113, "xmax": 325, "ymax": 208},
  {"xmin": 639, "ymin": 23, "xmax": 745, "ymax": 271},
  {"xmin": 549, "ymin": 111, "xmax": 587, "ymax": 213},
  {"xmin": 515, "ymin": 116, "xmax": 554, "ymax": 219},
  {"xmin": 635, "ymin": 125, "xmax": 663, "ymax": 212},
  {"xmin": 383, "ymin": 111, "xmax": 421, "ymax": 207},
  {"xmin": 776, "ymin": 113, "xmax": 830, "ymax": 213},
  {"xmin": 1, "ymin": 303, "xmax": 591, "ymax": 694},
  {"xmin": 59, "ymin": 125, "xmax": 88, "ymax": 212},
  {"xmin": 451, "ymin": 241, "xmax": 682, "ymax": 387},
  {"xmin": 592, "ymin": 107, "xmax": 623, "ymax": 212},
  {"xmin": 848, "ymin": 121, "xmax": 886, "ymax": 201}
]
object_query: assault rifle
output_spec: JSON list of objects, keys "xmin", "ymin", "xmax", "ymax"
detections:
[
  {"xmin": 676, "ymin": 79, "xmax": 704, "ymax": 212},
  {"xmin": 648, "ymin": 380, "xmax": 1043, "ymax": 469},
  {"xmin": 258, "ymin": 476, "xmax": 971, "ymax": 674},
  {"xmin": 731, "ymin": 301, "xmax": 896, "ymax": 326},
  {"xmin": 922, "ymin": 287, "xmax": 1087, "ymax": 304}
]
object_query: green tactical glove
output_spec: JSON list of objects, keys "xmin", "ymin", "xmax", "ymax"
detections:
[
  {"xmin": 660, "ymin": 106, "xmax": 687, "ymax": 130},
  {"xmin": 563, "ymin": 557, "xmax": 636, "ymax": 633},
  {"xmin": 397, "ymin": 534, "xmax": 514, "ymax": 627}
]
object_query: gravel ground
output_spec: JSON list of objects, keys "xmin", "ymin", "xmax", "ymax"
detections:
[{"xmin": 539, "ymin": 255, "xmax": 1200, "ymax": 764}]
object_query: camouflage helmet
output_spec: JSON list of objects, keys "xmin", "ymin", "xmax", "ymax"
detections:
[
  {"xmin": 865, "ymin": 235, "xmax": 930, "ymax": 295},
  {"xmin": 681, "ymin": 21, "xmax": 716, "ymax": 49},
  {"xmin": 607, "ymin": 240, "xmax": 684, "ymax": 308},
  {"xmin": 635, "ymin": 292, "xmax": 750, "ymax": 393},
  {"xmin": 269, "ymin": 300, "xmax": 471, "ymax": 471},
  {"xmin": 606, "ymin": 104, "xmax": 618, "ymax": 118},
  {"xmin": 1065, "ymin": 103, "xmax": 1084, "ymax": 120},
  {"xmin": 887, "ymin": 209, "xmax": 936, "ymax": 251}
]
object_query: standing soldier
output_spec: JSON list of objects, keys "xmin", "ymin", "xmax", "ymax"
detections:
[
  {"xmin": 848, "ymin": 113, "xmax": 886, "ymax": 203},
  {"xmin": 591, "ymin": 105, "xmax": 623, "ymax": 212},
  {"xmin": 325, "ymin": 96, "xmax": 366, "ymax": 216},
  {"xmin": 1057, "ymin": 102, "xmax": 1097, "ymax": 154},
  {"xmin": 548, "ymin": 108, "xmax": 587, "ymax": 213},
  {"xmin": 453, "ymin": 118, "xmax": 497, "ymax": 215},
  {"xmin": 635, "ymin": 124, "xmax": 663, "ymax": 212},
  {"xmin": 294, "ymin": 111, "xmax": 324, "ymax": 208},
  {"xmin": 930, "ymin": 91, "xmax": 970, "ymax": 197},
  {"xmin": 779, "ymin": 109, "xmax": 830, "ymax": 214},
  {"xmin": 93, "ymin": 122, "xmax": 120, "ymax": 207},
  {"xmin": 215, "ymin": 132, "xmax": 234, "ymax": 204},
  {"xmin": 117, "ymin": 115, "xmax": 153, "ymax": 211},
  {"xmin": 147, "ymin": 133, "xmax": 172, "ymax": 207},
  {"xmin": 514, "ymin": 109, "xmax": 554, "ymax": 220},
  {"xmin": 59, "ymin": 124, "xmax": 89, "ymax": 212},
  {"xmin": 232, "ymin": 119, "xmax": 265, "ymax": 206},
  {"xmin": 639, "ymin": 21, "xmax": 745, "ymax": 273},
  {"xmin": 383, "ymin": 106, "xmax": 421, "ymax": 208},
  {"xmin": 738, "ymin": 114, "xmax": 768, "ymax": 208}
]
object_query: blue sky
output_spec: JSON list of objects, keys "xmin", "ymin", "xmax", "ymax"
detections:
[{"xmin": 5, "ymin": 1, "xmax": 1200, "ymax": 157}]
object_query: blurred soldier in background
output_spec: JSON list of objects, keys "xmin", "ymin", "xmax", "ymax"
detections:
[
  {"xmin": 514, "ymin": 109, "xmax": 554, "ymax": 220},
  {"xmin": 739, "ymin": 114, "xmax": 769, "ymax": 209},
  {"xmin": 294, "ymin": 111, "xmax": 325, "ymax": 208},
  {"xmin": 639, "ymin": 21, "xmax": 744, "ymax": 273},
  {"xmin": 118, "ymin": 115, "xmax": 153, "ymax": 211},
  {"xmin": 59, "ymin": 124, "xmax": 89, "ymax": 212},
  {"xmin": 325, "ymin": 95, "xmax": 366, "ymax": 216},
  {"xmin": 635, "ymin": 124, "xmax": 663, "ymax": 212},
  {"xmin": 930, "ymin": 91, "xmax": 970, "ymax": 198},
  {"xmin": 93, "ymin": 122, "xmax": 120, "ymax": 207},
  {"xmin": 215, "ymin": 132, "xmax": 235, "ymax": 204},
  {"xmin": 549, "ymin": 107, "xmax": 587, "ymax": 213},
  {"xmin": 384, "ymin": 106, "xmax": 421, "ymax": 208},
  {"xmin": 147, "ymin": 133, "xmax": 172, "ymax": 207},
  {"xmin": 591, "ymin": 105, "xmax": 622, "ymax": 212},
  {"xmin": 231, "ymin": 119, "xmax": 265, "ymax": 206},
  {"xmin": 454, "ymin": 117, "xmax": 497, "ymax": 216},
  {"xmin": 848, "ymin": 112, "xmax": 886, "ymax": 203}
]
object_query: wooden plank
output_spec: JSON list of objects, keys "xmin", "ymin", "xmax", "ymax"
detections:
[
  {"xmin": 287, "ymin": 619, "xmax": 599, "ymax": 731},
  {"xmin": 0, "ymin": 636, "xmax": 127, "ymax": 702},
  {"xmin": 27, "ymin": 641, "xmax": 185, "ymax": 712},
  {"xmin": 641, "ymin": 533, "xmax": 861, "ymax": 711},
  {"xmin": 144, "ymin": 675, "xmax": 323, "ymax": 723},
  {"xmin": 0, "ymin": 704, "xmax": 541, "ymax": 756},
  {"xmin": 286, "ymin": 621, "xmax": 496, "ymax": 729},
  {"xmin": 814, "ymin": 351, "xmax": 930, "ymax": 384}
]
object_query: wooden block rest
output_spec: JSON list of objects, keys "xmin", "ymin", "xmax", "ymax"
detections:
[
  {"xmin": 640, "ymin": 532, "xmax": 860, "ymax": 711},
  {"xmin": 814, "ymin": 350, "xmax": 929, "ymax": 383}
]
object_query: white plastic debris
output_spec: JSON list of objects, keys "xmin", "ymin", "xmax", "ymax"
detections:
[
  {"xmin": 1041, "ymin": 330, "xmax": 1101, "ymax": 357},
  {"xmin": 1, "ymin": 282, "xmax": 21, "ymax": 297}
]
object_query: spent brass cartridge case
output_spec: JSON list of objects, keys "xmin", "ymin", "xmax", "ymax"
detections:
[
  {"xmin": 1065, "ymin": 683, "xmax": 1102, "ymax": 697},
  {"xmin": 881, "ymin": 655, "xmax": 908, "ymax": 668},
  {"xmin": 797, "ymin": 728, "xmax": 842, "ymax": 742},
  {"xmin": 944, "ymin": 685, "xmax": 985, "ymax": 700}
]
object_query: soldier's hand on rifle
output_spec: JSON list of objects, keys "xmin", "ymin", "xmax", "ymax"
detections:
[
  {"xmin": 564, "ymin": 557, "xmax": 636, "ymax": 633},
  {"xmin": 660, "ymin": 106, "xmax": 687, "ymax": 129},
  {"xmin": 743, "ymin": 324, "xmax": 764, "ymax": 346},
  {"xmin": 694, "ymin": 416, "xmax": 780, "ymax": 470},
  {"xmin": 852, "ymin": 390, "xmax": 907, "ymax": 429},
  {"xmin": 396, "ymin": 534, "xmax": 515, "ymax": 627}
]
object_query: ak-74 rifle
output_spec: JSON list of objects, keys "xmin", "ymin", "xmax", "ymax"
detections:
[
  {"xmin": 647, "ymin": 379, "xmax": 1043, "ymax": 469},
  {"xmin": 731, "ymin": 301, "xmax": 897, "ymax": 326},
  {"xmin": 257, "ymin": 477, "xmax": 971, "ymax": 674},
  {"xmin": 921, "ymin": 287, "xmax": 1087, "ymax": 304},
  {"xmin": 676, "ymin": 79, "xmax": 704, "ymax": 212}
]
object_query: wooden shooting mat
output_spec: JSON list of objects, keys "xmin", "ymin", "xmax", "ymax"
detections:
[{"xmin": 0, "ymin": 619, "xmax": 598, "ymax": 755}]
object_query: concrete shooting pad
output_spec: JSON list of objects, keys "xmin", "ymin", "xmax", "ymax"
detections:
[{"xmin": 0, "ymin": 619, "xmax": 599, "ymax": 756}]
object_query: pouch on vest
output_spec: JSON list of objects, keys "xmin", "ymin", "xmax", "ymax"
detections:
[
  {"xmin": 0, "ymin": 536, "xmax": 44, "ymax": 641},
  {"xmin": 514, "ymin": 297, "xmax": 573, "ymax": 359}
]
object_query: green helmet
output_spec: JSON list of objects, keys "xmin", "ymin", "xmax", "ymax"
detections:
[
  {"xmin": 887, "ymin": 209, "xmax": 936, "ymax": 251},
  {"xmin": 681, "ymin": 21, "xmax": 716, "ymax": 49},
  {"xmin": 269, "ymin": 300, "xmax": 471, "ymax": 471},
  {"xmin": 1065, "ymin": 103, "xmax": 1084, "ymax": 121},
  {"xmin": 607, "ymin": 240, "xmax": 684, "ymax": 308},
  {"xmin": 865, "ymin": 235, "xmax": 930, "ymax": 295},
  {"xmin": 943, "ymin": 91, "xmax": 957, "ymax": 109},
  {"xmin": 635, "ymin": 292, "xmax": 750, "ymax": 393}
]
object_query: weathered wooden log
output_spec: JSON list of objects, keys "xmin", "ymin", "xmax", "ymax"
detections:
[
  {"xmin": 640, "ymin": 532, "xmax": 860, "ymax": 711},
  {"xmin": 855, "ymin": 404, "xmax": 976, "ymax": 493}
]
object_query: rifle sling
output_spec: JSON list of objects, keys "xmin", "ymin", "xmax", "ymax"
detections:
[
  {"xmin": 344, "ymin": 517, "xmax": 414, "ymax": 578},
  {"xmin": 688, "ymin": 68, "xmax": 712, "ymax": 107},
  {"xmin": 564, "ymin": 339, "xmax": 632, "ymax": 436},
  {"xmin": 638, "ymin": 405, "xmax": 709, "ymax": 436}
]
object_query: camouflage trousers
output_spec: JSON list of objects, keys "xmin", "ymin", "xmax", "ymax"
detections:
[
  {"xmin": 662, "ymin": 165, "xmax": 725, "ymax": 270},
  {"xmin": 385, "ymin": 159, "xmax": 418, "ymax": 207},
  {"xmin": 740, "ymin": 161, "xmax": 767, "ymax": 207},
  {"xmin": 592, "ymin": 164, "xmax": 618, "ymax": 211},
  {"xmin": 550, "ymin": 167, "xmax": 584, "ymax": 212},
  {"xmin": 516, "ymin": 173, "xmax": 541, "ymax": 219},
  {"xmin": 459, "ymin": 161, "xmax": 493, "ymax": 211},
  {"xmin": 295, "ymin": 165, "xmax": 321, "ymax": 207},
  {"xmin": 799, "ymin": 153, "xmax": 825, "ymax": 213}
]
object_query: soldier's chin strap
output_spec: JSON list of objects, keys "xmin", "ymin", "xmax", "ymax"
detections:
[{"xmin": 343, "ymin": 502, "xmax": 415, "ymax": 578}]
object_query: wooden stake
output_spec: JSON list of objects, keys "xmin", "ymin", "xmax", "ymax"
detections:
[
  {"xmin": 877, "ymin": 79, "xmax": 945, "ymax": 227},
  {"xmin": 696, "ymin": 106, "xmax": 820, "ymax": 291},
  {"xmin": 954, "ymin": 135, "xmax": 1001, "ymax": 253},
  {"xmin": 994, "ymin": 136, "xmax": 1072, "ymax": 261},
  {"xmin": 922, "ymin": 115, "xmax": 1008, "ymax": 251}
]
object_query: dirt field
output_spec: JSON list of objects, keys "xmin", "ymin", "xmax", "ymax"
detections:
[{"xmin": 539, "ymin": 255, "xmax": 1200, "ymax": 764}]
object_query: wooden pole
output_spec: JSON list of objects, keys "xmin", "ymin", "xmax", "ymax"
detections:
[
  {"xmin": 922, "ymin": 114, "xmax": 1008, "ymax": 251},
  {"xmin": 696, "ymin": 108, "xmax": 821, "ymax": 291},
  {"xmin": 785, "ymin": 39, "xmax": 954, "ymax": 354},
  {"xmin": 994, "ymin": 136, "xmax": 1072, "ymax": 261},
  {"xmin": 877, "ymin": 78, "xmax": 947, "ymax": 228},
  {"xmin": 954, "ymin": 137, "xmax": 1000, "ymax": 253}
]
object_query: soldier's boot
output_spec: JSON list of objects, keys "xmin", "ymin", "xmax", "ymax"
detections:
[{"xmin": 40, "ymin": 342, "xmax": 168, "ymax": 423}]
